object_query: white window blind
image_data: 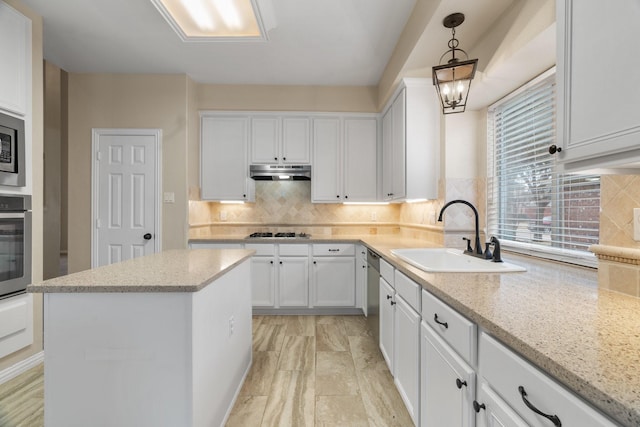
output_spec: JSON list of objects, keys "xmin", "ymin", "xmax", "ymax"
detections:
[{"xmin": 487, "ymin": 70, "xmax": 600, "ymax": 267}]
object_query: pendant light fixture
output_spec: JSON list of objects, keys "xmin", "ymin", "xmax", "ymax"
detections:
[{"xmin": 432, "ymin": 13, "xmax": 478, "ymax": 114}]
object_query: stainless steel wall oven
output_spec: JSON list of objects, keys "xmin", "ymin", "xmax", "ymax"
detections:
[
  {"xmin": 0, "ymin": 194, "xmax": 31, "ymax": 300},
  {"xmin": 0, "ymin": 111, "xmax": 26, "ymax": 187}
]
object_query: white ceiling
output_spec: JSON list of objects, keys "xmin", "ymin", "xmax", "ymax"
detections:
[
  {"xmin": 21, "ymin": 0, "xmax": 418, "ymax": 86},
  {"xmin": 20, "ymin": 0, "xmax": 553, "ymax": 108}
]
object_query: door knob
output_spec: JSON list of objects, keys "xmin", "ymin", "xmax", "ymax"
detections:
[{"xmin": 143, "ymin": 233, "xmax": 152, "ymax": 240}]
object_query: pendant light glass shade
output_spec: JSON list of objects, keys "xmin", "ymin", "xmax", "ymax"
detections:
[{"xmin": 432, "ymin": 13, "xmax": 478, "ymax": 114}]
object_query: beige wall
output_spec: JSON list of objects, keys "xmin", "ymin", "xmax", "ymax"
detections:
[
  {"xmin": 67, "ymin": 74, "xmax": 190, "ymax": 273},
  {"xmin": 0, "ymin": 0, "xmax": 44, "ymax": 371},
  {"xmin": 197, "ymin": 84, "xmax": 378, "ymax": 113},
  {"xmin": 43, "ymin": 61, "xmax": 62, "ymax": 280}
]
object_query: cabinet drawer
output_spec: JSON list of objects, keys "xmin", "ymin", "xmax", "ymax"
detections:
[
  {"xmin": 312, "ymin": 244, "xmax": 354, "ymax": 256},
  {"xmin": 394, "ymin": 270, "xmax": 420, "ymax": 312},
  {"xmin": 245, "ymin": 243, "xmax": 275, "ymax": 256},
  {"xmin": 279, "ymin": 244, "xmax": 309, "ymax": 256},
  {"xmin": 479, "ymin": 333, "xmax": 618, "ymax": 427},
  {"xmin": 422, "ymin": 290, "xmax": 476, "ymax": 364},
  {"xmin": 380, "ymin": 258, "xmax": 394, "ymax": 286}
]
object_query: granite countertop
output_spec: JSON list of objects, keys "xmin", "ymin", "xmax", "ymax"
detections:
[
  {"xmin": 191, "ymin": 234, "xmax": 640, "ymax": 426},
  {"xmin": 27, "ymin": 249, "xmax": 255, "ymax": 293}
]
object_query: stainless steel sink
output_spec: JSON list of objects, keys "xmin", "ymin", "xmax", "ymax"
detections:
[{"xmin": 390, "ymin": 248, "xmax": 526, "ymax": 273}]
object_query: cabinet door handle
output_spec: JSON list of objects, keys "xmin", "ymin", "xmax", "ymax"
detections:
[
  {"xmin": 548, "ymin": 144, "xmax": 562, "ymax": 155},
  {"xmin": 283, "ymin": 157, "xmax": 286, "ymax": 161},
  {"xmin": 386, "ymin": 294, "xmax": 393, "ymax": 300},
  {"xmin": 473, "ymin": 401, "xmax": 486, "ymax": 413},
  {"xmin": 270, "ymin": 260, "xmax": 274, "ymax": 264},
  {"xmin": 518, "ymin": 386, "xmax": 562, "ymax": 427},
  {"xmin": 455, "ymin": 378, "xmax": 467, "ymax": 389},
  {"xmin": 390, "ymin": 300, "xmax": 396, "ymax": 306},
  {"xmin": 274, "ymin": 157, "xmax": 278, "ymax": 161},
  {"xmin": 279, "ymin": 261, "xmax": 283, "ymax": 265},
  {"xmin": 434, "ymin": 313, "xmax": 448, "ymax": 329},
  {"xmin": 313, "ymin": 261, "xmax": 317, "ymax": 265}
]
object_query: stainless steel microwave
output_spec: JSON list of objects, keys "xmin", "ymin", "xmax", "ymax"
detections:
[{"xmin": 0, "ymin": 111, "xmax": 26, "ymax": 187}]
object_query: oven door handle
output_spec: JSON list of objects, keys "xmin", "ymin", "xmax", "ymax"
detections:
[{"xmin": 0, "ymin": 212, "xmax": 26, "ymax": 219}]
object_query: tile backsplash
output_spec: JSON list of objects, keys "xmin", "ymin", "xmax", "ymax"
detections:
[
  {"xmin": 595, "ymin": 175, "xmax": 640, "ymax": 297},
  {"xmin": 189, "ymin": 181, "xmax": 401, "ymax": 237}
]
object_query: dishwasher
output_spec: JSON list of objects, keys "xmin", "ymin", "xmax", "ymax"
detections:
[{"xmin": 366, "ymin": 249, "xmax": 381, "ymax": 343}]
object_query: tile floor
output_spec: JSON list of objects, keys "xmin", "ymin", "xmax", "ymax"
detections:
[
  {"xmin": 0, "ymin": 315, "xmax": 412, "ymax": 427},
  {"xmin": 227, "ymin": 315, "xmax": 413, "ymax": 426}
]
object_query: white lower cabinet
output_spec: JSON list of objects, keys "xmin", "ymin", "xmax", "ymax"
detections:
[
  {"xmin": 475, "ymin": 382, "xmax": 528, "ymax": 427},
  {"xmin": 394, "ymin": 295, "xmax": 421, "ymax": 425},
  {"xmin": 356, "ymin": 245, "xmax": 367, "ymax": 314},
  {"xmin": 379, "ymin": 276, "xmax": 395, "ymax": 374},
  {"xmin": 246, "ymin": 244, "xmax": 277, "ymax": 307},
  {"xmin": 421, "ymin": 322, "xmax": 476, "ymax": 427},
  {"xmin": 311, "ymin": 244, "xmax": 356, "ymax": 307},
  {"xmin": 478, "ymin": 332, "xmax": 618, "ymax": 427},
  {"xmin": 278, "ymin": 252, "xmax": 309, "ymax": 307},
  {"xmin": 247, "ymin": 243, "xmax": 309, "ymax": 308}
]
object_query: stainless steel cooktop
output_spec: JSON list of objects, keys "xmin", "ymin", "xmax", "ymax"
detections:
[{"xmin": 245, "ymin": 232, "xmax": 310, "ymax": 239}]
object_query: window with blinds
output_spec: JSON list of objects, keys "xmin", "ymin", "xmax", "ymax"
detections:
[{"xmin": 487, "ymin": 70, "xmax": 600, "ymax": 267}]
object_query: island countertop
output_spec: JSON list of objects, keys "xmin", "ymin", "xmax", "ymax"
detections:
[{"xmin": 27, "ymin": 249, "xmax": 255, "ymax": 293}]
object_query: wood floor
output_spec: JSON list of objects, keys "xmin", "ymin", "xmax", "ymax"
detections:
[
  {"xmin": 0, "ymin": 362, "xmax": 44, "ymax": 427},
  {"xmin": 0, "ymin": 315, "xmax": 412, "ymax": 427}
]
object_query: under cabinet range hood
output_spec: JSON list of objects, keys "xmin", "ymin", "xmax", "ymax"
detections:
[{"xmin": 250, "ymin": 164, "xmax": 311, "ymax": 181}]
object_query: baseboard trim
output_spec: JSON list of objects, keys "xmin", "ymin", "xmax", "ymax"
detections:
[
  {"xmin": 253, "ymin": 307, "xmax": 364, "ymax": 316},
  {"xmin": 0, "ymin": 351, "xmax": 44, "ymax": 385}
]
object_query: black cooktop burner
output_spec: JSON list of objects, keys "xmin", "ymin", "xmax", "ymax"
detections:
[
  {"xmin": 248, "ymin": 232, "xmax": 273, "ymax": 238},
  {"xmin": 275, "ymin": 232, "xmax": 295, "ymax": 238}
]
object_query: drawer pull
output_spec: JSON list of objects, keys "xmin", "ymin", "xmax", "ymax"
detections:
[
  {"xmin": 455, "ymin": 378, "xmax": 467, "ymax": 389},
  {"xmin": 328, "ymin": 248, "xmax": 340, "ymax": 252},
  {"xmin": 473, "ymin": 401, "xmax": 486, "ymax": 413},
  {"xmin": 434, "ymin": 313, "xmax": 448, "ymax": 329},
  {"xmin": 518, "ymin": 386, "xmax": 562, "ymax": 427}
]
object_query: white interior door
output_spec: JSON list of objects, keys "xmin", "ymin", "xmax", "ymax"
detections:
[{"xmin": 92, "ymin": 129, "xmax": 161, "ymax": 267}]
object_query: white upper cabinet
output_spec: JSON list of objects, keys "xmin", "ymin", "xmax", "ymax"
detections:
[
  {"xmin": 381, "ymin": 79, "xmax": 439, "ymax": 201},
  {"xmin": 251, "ymin": 115, "xmax": 310, "ymax": 165},
  {"xmin": 312, "ymin": 117, "xmax": 342, "ymax": 202},
  {"xmin": 200, "ymin": 114, "xmax": 254, "ymax": 201},
  {"xmin": 343, "ymin": 117, "xmax": 378, "ymax": 202},
  {"xmin": 556, "ymin": 0, "xmax": 640, "ymax": 172},
  {"xmin": 0, "ymin": 2, "xmax": 30, "ymax": 116},
  {"xmin": 312, "ymin": 115, "xmax": 378, "ymax": 203}
]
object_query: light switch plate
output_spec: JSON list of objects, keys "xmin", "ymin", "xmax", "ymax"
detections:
[
  {"xmin": 634, "ymin": 208, "xmax": 640, "ymax": 241},
  {"xmin": 163, "ymin": 192, "xmax": 175, "ymax": 203}
]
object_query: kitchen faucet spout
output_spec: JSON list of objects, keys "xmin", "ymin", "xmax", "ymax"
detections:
[{"xmin": 438, "ymin": 199, "xmax": 483, "ymax": 257}]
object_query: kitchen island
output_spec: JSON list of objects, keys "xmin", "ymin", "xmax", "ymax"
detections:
[{"xmin": 27, "ymin": 248, "xmax": 255, "ymax": 427}]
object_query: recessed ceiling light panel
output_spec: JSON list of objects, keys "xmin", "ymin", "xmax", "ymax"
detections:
[{"xmin": 150, "ymin": 0, "xmax": 269, "ymax": 41}]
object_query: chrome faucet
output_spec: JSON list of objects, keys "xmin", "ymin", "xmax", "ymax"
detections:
[{"xmin": 438, "ymin": 199, "xmax": 490, "ymax": 259}]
